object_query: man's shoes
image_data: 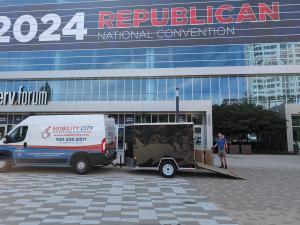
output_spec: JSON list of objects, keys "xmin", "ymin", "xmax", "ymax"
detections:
[
  {"xmin": 225, "ymin": 164, "xmax": 228, "ymax": 169},
  {"xmin": 219, "ymin": 165, "xmax": 224, "ymax": 168}
]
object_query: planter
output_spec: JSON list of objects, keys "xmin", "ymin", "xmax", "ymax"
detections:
[
  {"xmin": 241, "ymin": 145, "xmax": 252, "ymax": 155},
  {"xmin": 229, "ymin": 144, "xmax": 240, "ymax": 154}
]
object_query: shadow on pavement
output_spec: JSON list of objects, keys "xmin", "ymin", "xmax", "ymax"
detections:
[{"xmin": 6, "ymin": 166, "xmax": 245, "ymax": 180}]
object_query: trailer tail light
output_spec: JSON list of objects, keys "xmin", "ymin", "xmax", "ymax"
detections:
[{"xmin": 100, "ymin": 138, "xmax": 106, "ymax": 154}]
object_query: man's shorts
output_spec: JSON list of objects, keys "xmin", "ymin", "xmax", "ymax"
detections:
[{"xmin": 218, "ymin": 149, "xmax": 226, "ymax": 157}]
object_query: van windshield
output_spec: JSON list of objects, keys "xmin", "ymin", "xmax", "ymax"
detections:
[{"xmin": 7, "ymin": 126, "xmax": 28, "ymax": 143}]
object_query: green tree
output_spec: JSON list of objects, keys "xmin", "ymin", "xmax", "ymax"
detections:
[{"xmin": 212, "ymin": 103, "xmax": 286, "ymax": 143}]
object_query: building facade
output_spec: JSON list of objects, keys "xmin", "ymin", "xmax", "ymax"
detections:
[{"xmin": 0, "ymin": 0, "xmax": 300, "ymax": 152}]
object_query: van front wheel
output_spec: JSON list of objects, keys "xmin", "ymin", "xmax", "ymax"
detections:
[
  {"xmin": 73, "ymin": 158, "xmax": 91, "ymax": 175},
  {"xmin": 0, "ymin": 156, "xmax": 12, "ymax": 173}
]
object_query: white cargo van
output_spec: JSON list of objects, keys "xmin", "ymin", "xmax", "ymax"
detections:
[{"xmin": 0, "ymin": 115, "xmax": 117, "ymax": 174}]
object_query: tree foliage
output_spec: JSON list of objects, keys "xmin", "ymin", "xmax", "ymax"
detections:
[{"xmin": 212, "ymin": 103, "xmax": 286, "ymax": 142}]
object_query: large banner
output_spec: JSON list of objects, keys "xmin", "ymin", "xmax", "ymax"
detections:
[{"xmin": 0, "ymin": 0, "xmax": 299, "ymax": 51}]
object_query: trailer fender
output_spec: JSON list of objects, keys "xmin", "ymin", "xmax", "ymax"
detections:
[{"xmin": 158, "ymin": 158, "xmax": 179, "ymax": 170}]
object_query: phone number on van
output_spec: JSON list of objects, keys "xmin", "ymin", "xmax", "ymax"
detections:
[{"xmin": 56, "ymin": 137, "xmax": 87, "ymax": 142}]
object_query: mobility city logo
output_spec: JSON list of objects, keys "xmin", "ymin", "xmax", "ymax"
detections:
[
  {"xmin": 97, "ymin": 1, "xmax": 280, "ymax": 42},
  {"xmin": 42, "ymin": 126, "xmax": 51, "ymax": 139}
]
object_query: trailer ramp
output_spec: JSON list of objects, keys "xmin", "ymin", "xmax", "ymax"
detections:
[{"xmin": 196, "ymin": 162, "xmax": 244, "ymax": 179}]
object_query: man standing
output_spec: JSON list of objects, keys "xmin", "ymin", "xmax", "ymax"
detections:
[{"xmin": 213, "ymin": 132, "xmax": 228, "ymax": 169}]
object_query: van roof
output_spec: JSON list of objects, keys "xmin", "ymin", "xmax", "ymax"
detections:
[{"xmin": 19, "ymin": 114, "xmax": 108, "ymax": 126}]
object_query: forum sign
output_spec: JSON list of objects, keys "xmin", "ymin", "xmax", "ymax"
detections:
[
  {"xmin": 0, "ymin": 87, "xmax": 48, "ymax": 106},
  {"xmin": 0, "ymin": 0, "xmax": 299, "ymax": 51}
]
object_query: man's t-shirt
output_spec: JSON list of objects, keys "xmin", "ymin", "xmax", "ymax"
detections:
[{"xmin": 217, "ymin": 138, "xmax": 226, "ymax": 150}]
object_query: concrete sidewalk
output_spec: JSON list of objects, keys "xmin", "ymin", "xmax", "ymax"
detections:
[{"xmin": 216, "ymin": 154, "xmax": 300, "ymax": 169}]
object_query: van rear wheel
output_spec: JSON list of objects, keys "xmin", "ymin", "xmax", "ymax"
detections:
[
  {"xmin": 73, "ymin": 157, "xmax": 91, "ymax": 175},
  {"xmin": 0, "ymin": 156, "xmax": 12, "ymax": 173},
  {"xmin": 159, "ymin": 161, "xmax": 177, "ymax": 178}
]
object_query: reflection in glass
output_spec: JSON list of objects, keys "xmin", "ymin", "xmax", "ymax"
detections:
[
  {"xmin": 159, "ymin": 114, "xmax": 168, "ymax": 123},
  {"xmin": 211, "ymin": 77, "xmax": 220, "ymax": 105},
  {"xmin": 167, "ymin": 78, "xmax": 176, "ymax": 100},
  {"xmin": 125, "ymin": 79, "xmax": 132, "ymax": 101},
  {"xmin": 100, "ymin": 80, "xmax": 108, "ymax": 101},
  {"xmin": 108, "ymin": 79, "xmax": 116, "ymax": 101},
  {"xmin": 74, "ymin": 80, "xmax": 82, "ymax": 102},
  {"xmin": 202, "ymin": 77, "xmax": 210, "ymax": 100},
  {"xmin": 193, "ymin": 78, "xmax": 201, "ymax": 100},
  {"xmin": 91, "ymin": 80, "xmax": 100, "ymax": 101},
  {"xmin": 149, "ymin": 78, "xmax": 157, "ymax": 101},
  {"xmin": 184, "ymin": 78, "xmax": 193, "ymax": 100},
  {"xmin": 158, "ymin": 78, "xmax": 166, "ymax": 100}
]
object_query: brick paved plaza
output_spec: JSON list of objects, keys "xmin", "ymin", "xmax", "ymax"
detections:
[{"xmin": 0, "ymin": 155, "xmax": 299, "ymax": 225}]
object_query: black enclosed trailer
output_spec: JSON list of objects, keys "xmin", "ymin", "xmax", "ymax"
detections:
[
  {"xmin": 123, "ymin": 123, "xmax": 243, "ymax": 179},
  {"xmin": 124, "ymin": 123, "xmax": 195, "ymax": 178}
]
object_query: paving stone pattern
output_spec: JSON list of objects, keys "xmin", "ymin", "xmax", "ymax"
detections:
[{"xmin": 0, "ymin": 174, "xmax": 237, "ymax": 225}]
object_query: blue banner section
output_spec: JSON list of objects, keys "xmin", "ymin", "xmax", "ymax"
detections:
[{"xmin": 0, "ymin": 0, "xmax": 299, "ymax": 51}]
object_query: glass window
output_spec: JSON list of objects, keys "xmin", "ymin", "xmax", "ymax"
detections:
[
  {"xmin": 28, "ymin": 80, "xmax": 37, "ymax": 92},
  {"xmin": 143, "ymin": 114, "xmax": 151, "ymax": 123},
  {"xmin": 36, "ymin": 80, "xmax": 45, "ymax": 92},
  {"xmin": 100, "ymin": 80, "xmax": 108, "ymax": 101},
  {"xmin": 158, "ymin": 78, "xmax": 166, "ymax": 100},
  {"xmin": 293, "ymin": 127, "xmax": 300, "ymax": 147},
  {"xmin": 149, "ymin": 78, "xmax": 157, "ymax": 101},
  {"xmin": 135, "ymin": 114, "xmax": 142, "ymax": 123},
  {"xmin": 179, "ymin": 114, "xmax": 186, "ymax": 122},
  {"xmin": 14, "ymin": 81, "xmax": 22, "ymax": 92},
  {"xmin": 211, "ymin": 77, "xmax": 220, "ymax": 105},
  {"xmin": 48, "ymin": 80, "xmax": 60, "ymax": 101},
  {"xmin": 83, "ymin": 79, "xmax": 92, "ymax": 101},
  {"xmin": 202, "ymin": 77, "xmax": 210, "ymax": 100},
  {"xmin": 187, "ymin": 114, "xmax": 192, "ymax": 122},
  {"xmin": 116, "ymin": 79, "xmax": 125, "ymax": 101},
  {"xmin": 133, "ymin": 79, "xmax": 141, "ymax": 101},
  {"xmin": 229, "ymin": 77, "xmax": 238, "ymax": 103},
  {"xmin": 193, "ymin": 78, "xmax": 201, "ymax": 100},
  {"xmin": 176, "ymin": 78, "xmax": 184, "ymax": 100},
  {"xmin": 125, "ymin": 114, "xmax": 134, "ymax": 124},
  {"xmin": 167, "ymin": 78, "xmax": 176, "ymax": 100},
  {"xmin": 220, "ymin": 77, "xmax": 229, "ymax": 104},
  {"xmin": 238, "ymin": 76, "xmax": 248, "ymax": 102},
  {"xmin": 159, "ymin": 114, "xmax": 168, "ymax": 123},
  {"xmin": 119, "ymin": 114, "xmax": 125, "ymax": 124},
  {"xmin": 70, "ymin": 80, "xmax": 79, "ymax": 101},
  {"xmin": 184, "ymin": 78, "xmax": 193, "ymax": 100},
  {"xmin": 169, "ymin": 114, "xmax": 175, "ymax": 123},
  {"xmin": 59, "ymin": 80, "xmax": 67, "ymax": 101},
  {"xmin": 192, "ymin": 114, "xmax": 203, "ymax": 125},
  {"xmin": 141, "ymin": 79, "xmax": 148, "ymax": 101},
  {"xmin": 91, "ymin": 80, "xmax": 100, "ymax": 101},
  {"xmin": 108, "ymin": 79, "xmax": 116, "ymax": 101},
  {"xmin": 67, "ymin": 80, "xmax": 76, "ymax": 101},
  {"xmin": 6, "ymin": 126, "xmax": 28, "ymax": 143},
  {"xmin": 125, "ymin": 79, "xmax": 133, "ymax": 101},
  {"xmin": 0, "ymin": 80, "xmax": 6, "ymax": 92},
  {"xmin": 292, "ymin": 116, "xmax": 300, "ymax": 127},
  {"xmin": 152, "ymin": 114, "xmax": 158, "ymax": 123}
]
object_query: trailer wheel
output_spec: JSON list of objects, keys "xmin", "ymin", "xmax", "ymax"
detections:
[
  {"xmin": 159, "ymin": 161, "xmax": 177, "ymax": 178},
  {"xmin": 0, "ymin": 156, "xmax": 12, "ymax": 173},
  {"xmin": 72, "ymin": 157, "xmax": 91, "ymax": 175}
]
